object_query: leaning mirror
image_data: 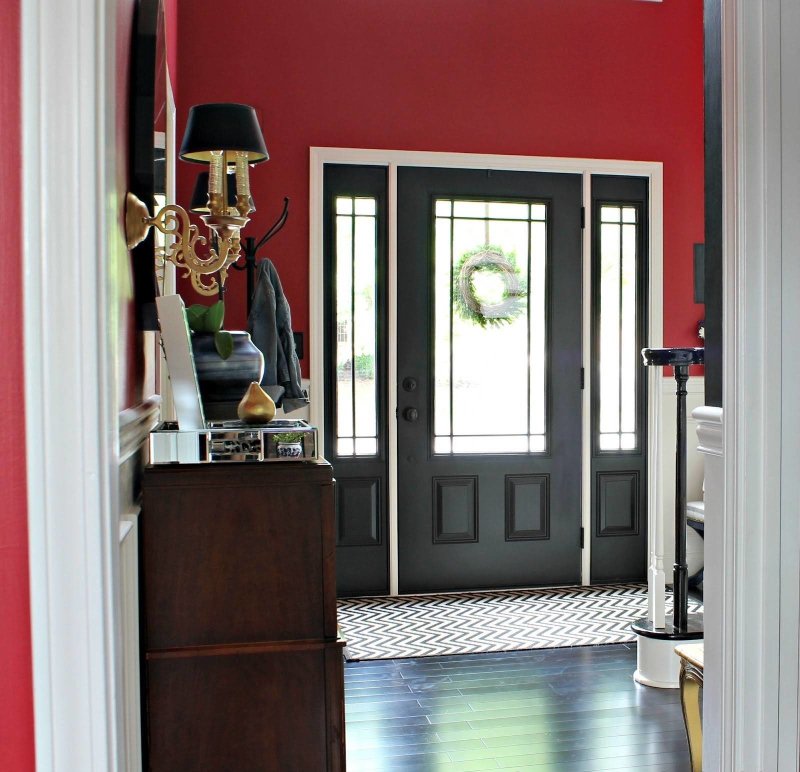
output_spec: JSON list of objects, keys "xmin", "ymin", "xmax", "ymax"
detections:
[{"xmin": 129, "ymin": 0, "xmax": 167, "ymax": 330}]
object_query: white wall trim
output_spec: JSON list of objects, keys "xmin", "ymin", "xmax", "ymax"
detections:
[
  {"xmin": 708, "ymin": 0, "xmax": 800, "ymax": 766},
  {"xmin": 23, "ymin": 0, "xmax": 122, "ymax": 769},
  {"xmin": 580, "ymin": 174, "xmax": 592, "ymax": 585},
  {"xmin": 310, "ymin": 147, "xmax": 663, "ymax": 592},
  {"xmin": 119, "ymin": 397, "xmax": 161, "ymax": 465},
  {"xmin": 118, "ymin": 511, "xmax": 141, "ymax": 772}
]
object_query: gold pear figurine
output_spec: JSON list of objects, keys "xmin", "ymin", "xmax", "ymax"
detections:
[{"xmin": 237, "ymin": 382, "xmax": 276, "ymax": 424}]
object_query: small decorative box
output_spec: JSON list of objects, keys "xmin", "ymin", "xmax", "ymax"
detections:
[{"xmin": 149, "ymin": 419, "xmax": 318, "ymax": 464}]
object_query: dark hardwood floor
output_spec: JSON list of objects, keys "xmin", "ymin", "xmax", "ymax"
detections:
[{"xmin": 344, "ymin": 643, "xmax": 690, "ymax": 771}]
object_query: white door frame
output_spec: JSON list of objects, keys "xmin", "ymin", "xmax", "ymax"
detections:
[
  {"xmin": 23, "ymin": 0, "xmax": 124, "ymax": 769},
  {"xmin": 703, "ymin": 0, "xmax": 800, "ymax": 767},
  {"xmin": 310, "ymin": 148, "xmax": 664, "ymax": 594}
]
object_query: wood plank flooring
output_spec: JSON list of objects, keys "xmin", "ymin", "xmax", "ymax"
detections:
[{"xmin": 344, "ymin": 643, "xmax": 690, "ymax": 771}]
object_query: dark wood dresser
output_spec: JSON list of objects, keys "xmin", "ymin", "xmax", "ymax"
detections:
[{"xmin": 141, "ymin": 460, "xmax": 345, "ymax": 771}]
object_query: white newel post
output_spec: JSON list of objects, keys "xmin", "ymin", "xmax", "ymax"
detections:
[{"xmin": 647, "ymin": 369, "xmax": 666, "ymax": 630}]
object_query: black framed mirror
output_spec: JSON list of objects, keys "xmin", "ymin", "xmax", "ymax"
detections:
[{"xmin": 129, "ymin": 0, "xmax": 167, "ymax": 330}]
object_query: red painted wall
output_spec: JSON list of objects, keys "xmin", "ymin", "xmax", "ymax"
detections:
[
  {"xmin": 177, "ymin": 0, "xmax": 705, "ymax": 376},
  {"xmin": 0, "ymin": 1, "xmax": 35, "ymax": 770}
]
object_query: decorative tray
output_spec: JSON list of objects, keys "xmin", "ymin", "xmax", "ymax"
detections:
[{"xmin": 149, "ymin": 419, "xmax": 318, "ymax": 464}]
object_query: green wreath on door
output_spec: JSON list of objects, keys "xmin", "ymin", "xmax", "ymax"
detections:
[{"xmin": 453, "ymin": 245, "xmax": 527, "ymax": 328}]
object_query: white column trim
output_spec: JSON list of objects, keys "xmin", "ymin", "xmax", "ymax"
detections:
[
  {"xmin": 23, "ymin": 0, "xmax": 122, "ymax": 769},
  {"xmin": 310, "ymin": 147, "xmax": 663, "ymax": 593},
  {"xmin": 694, "ymin": 405, "xmax": 723, "ymax": 457},
  {"xmin": 386, "ymin": 164, "xmax": 399, "ymax": 595},
  {"xmin": 710, "ymin": 0, "xmax": 800, "ymax": 766}
]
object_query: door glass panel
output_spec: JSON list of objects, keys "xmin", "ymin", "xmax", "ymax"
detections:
[
  {"xmin": 334, "ymin": 196, "xmax": 379, "ymax": 456},
  {"xmin": 433, "ymin": 198, "xmax": 548, "ymax": 454},
  {"xmin": 598, "ymin": 204, "xmax": 639, "ymax": 452}
]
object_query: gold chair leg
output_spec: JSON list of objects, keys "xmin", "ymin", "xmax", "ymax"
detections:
[{"xmin": 680, "ymin": 661, "xmax": 704, "ymax": 772}]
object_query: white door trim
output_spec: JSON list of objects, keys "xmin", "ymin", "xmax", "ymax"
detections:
[
  {"xmin": 706, "ymin": 0, "xmax": 800, "ymax": 767},
  {"xmin": 23, "ymin": 0, "xmax": 123, "ymax": 768},
  {"xmin": 310, "ymin": 147, "xmax": 663, "ymax": 594}
]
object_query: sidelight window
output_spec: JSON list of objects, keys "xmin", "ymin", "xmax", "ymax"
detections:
[
  {"xmin": 333, "ymin": 196, "xmax": 379, "ymax": 456},
  {"xmin": 596, "ymin": 204, "xmax": 640, "ymax": 451}
]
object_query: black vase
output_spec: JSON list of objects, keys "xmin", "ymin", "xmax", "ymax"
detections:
[{"xmin": 191, "ymin": 331, "xmax": 265, "ymax": 421}]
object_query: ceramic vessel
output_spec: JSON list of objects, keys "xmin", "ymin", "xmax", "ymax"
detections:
[
  {"xmin": 191, "ymin": 331, "xmax": 264, "ymax": 420},
  {"xmin": 276, "ymin": 441, "xmax": 303, "ymax": 458}
]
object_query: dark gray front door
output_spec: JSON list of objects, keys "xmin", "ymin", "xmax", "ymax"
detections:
[{"xmin": 397, "ymin": 168, "xmax": 584, "ymax": 593}]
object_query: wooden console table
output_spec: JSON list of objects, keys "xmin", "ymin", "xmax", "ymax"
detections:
[
  {"xmin": 141, "ymin": 460, "xmax": 345, "ymax": 771},
  {"xmin": 675, "ymin": 642, "xmax": 704, "ymax": 772}
]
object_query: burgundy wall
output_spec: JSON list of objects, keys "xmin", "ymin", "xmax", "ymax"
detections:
[
  {"xmin": 176, "ymin": 0, "xmax": 705, "ymax": 376},
  {"xmin": 0, "ymin": 1, "xmax": 35, "ymax": 769}
]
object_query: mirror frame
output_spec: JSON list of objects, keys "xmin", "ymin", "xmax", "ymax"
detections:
[{"xmin": 129, "ymin": 0, "xmax": 166, "ymax": 330}]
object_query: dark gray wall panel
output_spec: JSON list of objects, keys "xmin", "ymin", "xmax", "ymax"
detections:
[
  {"xmin": 505, "ymin": 475, "xmax": 550, "ymax": 541},
  {"xmin": 597, "ymin": 471, "xmax": 640, "ymax": 537},
  {"xmin": 433, "ymin": 477, "xmax": 478, "ymax": 544},
  {"xmin": 336, "ymin": 478, "xmax": 381, "ymax": 547}
]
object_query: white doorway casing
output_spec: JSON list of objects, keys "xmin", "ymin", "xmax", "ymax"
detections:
[
  {"xmin": 309, "ymin": 148, "xmax": 664, "ymax": 596},
  {"xmin": 701, "ymin": 0, "xmax": 800, "ymax": 768},
  {"xmin": 18, "ymin": 1, "xmax": 800, "ymax": 767}
]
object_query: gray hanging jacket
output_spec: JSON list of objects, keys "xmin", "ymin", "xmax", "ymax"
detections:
[{"xmin": 247, "ymin": 259, "xmax": 309, "ymax": 412}]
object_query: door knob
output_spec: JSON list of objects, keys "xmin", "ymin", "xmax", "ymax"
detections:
[
  {"xmin": 402, "ymin": 377, "xmax": 418, "ymax": 392},
  {"xmin": 403, "ymin": 407, "xmax": 419, "ymax": 423}
]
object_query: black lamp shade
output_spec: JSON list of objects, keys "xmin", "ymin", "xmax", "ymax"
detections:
[
  {"xmin": 179, "ymin": 103, "xmax": 269, "ymax": 164},
  {"xmin": 189, "ymin": 171, "xmax": 257, "ymax": 214}
]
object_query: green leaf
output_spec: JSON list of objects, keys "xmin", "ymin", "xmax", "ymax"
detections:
[
  {"xmin": 214, "ymin": 330, "xmax": 233, "ymax": 360},
  {"xmin": 185, "ymin": 304, "xmax": 207, "ymax": 332},
  {"xmin": 206, "ymin": 301, "xmax": 225, "ymax": 333}
]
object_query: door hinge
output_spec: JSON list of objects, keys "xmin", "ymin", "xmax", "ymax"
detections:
[
  {"xmin": 580, "ymin": 206, "xmax": 586, "ymax": 229},
  {"xmin": 580, "ymin": 367, "xmax": 585, "ymax": 390},
  {"xmin": 580, "ymin": 527, "xmax": 585, "ymax": 549}
]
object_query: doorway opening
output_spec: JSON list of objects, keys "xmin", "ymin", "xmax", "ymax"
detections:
[{"xmin": 311, "ymin": 149, "xmax": 663, "ymax": 598}]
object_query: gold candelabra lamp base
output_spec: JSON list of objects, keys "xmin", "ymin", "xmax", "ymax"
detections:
[{"xmin": 126, "ymin": 192, "xmax": 249, "ymax": 296}]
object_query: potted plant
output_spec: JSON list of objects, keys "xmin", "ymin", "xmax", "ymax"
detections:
[
  {"xmin": 184, "ymin": 300, "xmax": 265, "ymax": 420},
  {"xmin": 272, "ymin": 431, "xmax": 304, "ymax": 458},
  {"xmin": 185, "ymin": 300, "xmax": 234, "ymax": 359}
]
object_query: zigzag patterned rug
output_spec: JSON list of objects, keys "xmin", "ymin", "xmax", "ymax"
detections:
[{"xmin": 338, "ymin": 583, "xmax": 702, "ymax": 661}]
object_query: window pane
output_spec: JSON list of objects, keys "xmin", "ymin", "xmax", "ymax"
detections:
[
  {"xmin": 335, "ymin": 211, "xmax": 354, "ymax": 440},
  {"xmin": 530, "ymin": 203, "xmax": 546, "ymax": 221},
  {"xmin": 434, "ymin": 216, "xmax": 452, "ymax": 436},
  {"xmin": 596, "ymin": 203, "xmax": 640, "ymax": 452},
  {"xmin": 599, "ymin": 434, "xmax": 620, "ymax": 451},
  {"xmin": 620, "ymin": 223, "xmax": 637, "ymax": 434},
  {"xmin": 354, "ymin": 197, "xmax": 376, "ymax": 215},
  {"xmin": 353, "ymin": 215, "xmax": 377, "ymax": 439},
  {"xmin": 599, "ymin": 218, "xmax": 621, "ymax": 435},
  {"xmin": 433, "ymin": 197, "xmax": 547, "ymax": 454},
  {"xmin": 334, "ymin": 196, "xmax": 379, "ymax": 456},
  {"xmin": 487, "ymin": 201, "xmax": 529, "ymax": 220},
  {"xmin": 453, "ymin": 200, "xmax": 488, "ymax": 218}
]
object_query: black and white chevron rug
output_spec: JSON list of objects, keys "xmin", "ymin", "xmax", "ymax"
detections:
[{"xmin": 338, "ymin": 583, "xmax": 702, "ymax": 661}]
